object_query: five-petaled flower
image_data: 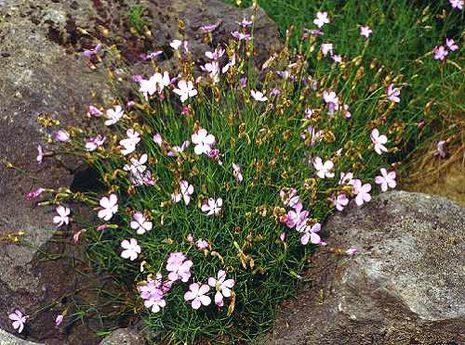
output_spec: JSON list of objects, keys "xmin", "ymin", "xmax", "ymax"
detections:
[
  {"xmin": 104, "ymin": 105, "xmax": 124, "ymax": 126},
  {"xmin": 139, "ymin": 72, "xmax": 171, "ymax": 99},
  {"xmin": 192, "ymin": 128, "xmax": 216, "ymax": 155},
  {"xmin": 53, "ymin": 205, "xmax": 70, "ymax": 227},
  {"xmin": 120, "ymin": 129, "xmax": 141, "ymax": 156},
  {"xmin": 313, "ymin": 157, "xmax": 335, "ymax": 179},
  {"xmin": 201, "ymin": 198, "xmax": 223, "ymax": 216},
  {"xmin": 250, "ymin": 90, "xmax": 268, "ymax": 102},
  {"xmin": 166, "ymin": 252, "xmax": 193, "ymax": 282},
  {"xmin": 370, "ymin": 128, "xmax": 388, "ymax": 155},
  {"xmin": 9, "ymin": 309, "xmax": 27, "ymax": 334},
  {"xmin": 172, "ymin": 180, "xmax": 194, "ymax": 205},
  {"xmin": 450, "ymin": 0, "xmax": 464, "ymax": 10},
  {"xmin": 313, "ymin": 11, "xmax": 330, "ymax": 28},
  {"xmin": 184, "ymin": 283, "xmax": 211, "ymax": 309},
  {"xmin": 387, "ymin": 84, "xmax": 401, "ymax": 103},
  {"xmin": 360, "ymin": 26, "xmax": 372, "ymax": 38},
  {"xmin": 351, "ymin": 179, "xmax": 372, "ymax": 206},
  {"xmin": 375, "ymin": 168, "xmax": 397, "ymax": 192},
  {"xmin": 121, "ymin": 238, "xmax": 141, "ymax": 261},
  {"xmin": 173, "ymin": 80, "xmax": 198, "ymax": 102},
  {"xmin": 98, "ymin": 194, "xmax": 118, "ymax": 221},
  {"xmin": 130, "ymin": 212, "xmax": 153, "ymax": 235},
  {"xmin": 333, "ymin": 193, "xmax": 349, "ymax": 211},
  {"xmin": 208, "ymin": 270, "xmax": 235, "ymax": 307},
  {"xmin": 299, "ymin": 222, "xmax": 322, "ymax": 245}
]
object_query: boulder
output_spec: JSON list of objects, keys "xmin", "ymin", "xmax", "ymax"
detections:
[
  {"xmin": 267, "ymin": 191, "xmax": 465, "ymax": 345},
  {"xmin": 99, "ymin": 328, "xmax": 144, "ymax": 345},
  {"xmin": 0, "ymin": 329, "xmax": 43, "ymax": 345}
]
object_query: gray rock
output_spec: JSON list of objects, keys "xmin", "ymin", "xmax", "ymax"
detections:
[
  {"xmin": 99, "ymin": 328, "xmax": 144, "ymax": 345},
  {"xmin": 267, "ymin": 191, "xmax": 465, "ymax": 345},
  {"xmin": 0, "ymin": 329, "xmax": 43, "ymax": 345}
]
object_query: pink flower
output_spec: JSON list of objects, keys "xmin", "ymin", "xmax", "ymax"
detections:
[
  {"xmin": 332, "ymin": 54, "xmax": 343, "ymax": 63},
  {"xmin": 322, "ymin": 90, "xmax": 339, "ymax": 114},
  {"xmin": 450, "ymin": 0, "xmax": 464, "ymax": 10},
  {"xmin": 153, "ymin": 133, "xmax": 163, "ymax": 147},
  {"xmin": 360, "ymin": 26, "xmax": 373, "ymax": 38},
  {"xmin": 138, "ymin": 275, "xmax": 167, "ymax": 313},
  {"xmin": 98, "ymin": 194, "xmax": 118, "ymax": 221},
  {"xmin": 321, "ymin": 43, "xmax": 333, "ymax": 56},
  {"xmin": 36, "ymin": 144, "xmax": 44, "ymax": 164},
  {"xmin": 184, "ymin": 283, "xmax": 211, "ymax": 309},
  {"xmin": 192, "ymin": 128, "xmax": 215, "ymax": 155},
  {"xmin": 205, "ymin": 48, "xmax": 225, "ymax": 60},
  {"xmin": 286, "ymin": 203, "xmax": 309, "ymax": 229},
  {"xmin": 375, "ymin": 168, "xmax": 397, "ymax": 192},
  {"xmin": 54, "ymin": 129, "xmax": 70, "ymax": 142},
  {"xmin": 280, "ymin": 188, "xmax": 300, "ymax": 208},
  {"xmin": 300, "ymin": 223, "xmax": 322, "ymax": 245},
  {"xmin": 55, "ymin": 314, "xmax": 64, "ymax": 327},
  {"xmin": 200, "ymin": 21, "xmax": 220, "ymax": 33},
  {"xmin": 139, "ymin": 72, "xmax": 170, "ymax": 99},
  {"xmin": 333, "ymin": 193, "xmax": 349, "ymax": 211},
  {"xmin": 85, "ymin": 135, "xmax": 106, "ymax": 152},
  {"xmin": 370, "ymin": 128, "xmax": 388, "ymax": 155},
  {"xmin": 313, "ymin": 157, "xmax": 335, "ymax": 179},
  {"xmin": 72, "ymin": 229, "xmax": 86, "ymax": 244},
  {"xmin": 173, "ymin": 80, "xmax": 197, "ymax": 102},
  {"xmin": 351, "ymin": 179, "xmax": 372, "ymax": 206},
  {"xmin": 434, "ymin": 140, "xmax": 447, "ymax": 158},
  {"xmin": 119, "ymin": 129, "xmax": 141, "ymax": 156},
  {"xmin": 26, "ymin": 187, "xmax": 45, "ymax": 200},
  {"xmin": 172, "ymin": 180, "xmax": 194, "ymax": 205},
  {"xmin": 231, "ymin": 31, "xmax": 251, "ymax": 41},
  {"xmin": 387, "ymin": 84, "xmax": 400, "ymax": 103},
  {"xmin": 232, "ymin": 163, "xmax": 243, "ymax": 182},
  {"xmin": 237, "ymin": 18, "xmax": 253, "ymax": 27},
  {"xmin": 53, "ymin": 205, "xmax": 70, "ymax": 227},
  {"xmin": 208, "ymin": 270, "xmax": 235, "ymax": 307},
  {"xmin": 250, "ymin": 90, "xmax": 268, "ymax": 102},
  {"xmin": 201, "ymin": 197, "xmax": 223, "ymax": 216},
  {"xmin": 88, "ymin": 105, "xmax": 102, "ymax": 117},
  {"xmin": 196, "ymin": 239, "xmax": 209, "ymax": 250},
  {"xmin": 313, "ymin": 11, "xmax": 330, "ymax": 28},
  {"xmin": 120, "ymin": 238, "xmax": 141, "ymax": 261},
  {"xmin": 433, "ymin": 45, "xmax": 448, "ymax": 61},
  {"xmin": 104, "ymin": 105, "xmax": 124, "ymax": 126},
  {"xmin": 346, "ymin": 246, "xmax": 358, "ymax": 255},
  {"xmin": 446, "ymin": 38, "xmax": 459, "ymax": 51},
  {"xmin": 166, "ymin": 252, "xmax": 193, "ymax": 282},
  {"xmin": 83, "ymin": 43, "xmax": 102, "ymax": 57},
  {"xmin": 9, "ymin": 310, "xmax": 27, "ymax": 333},
  {"xmin": 130, "ymin": 212, "xmax": 153, "ymax": 235}
]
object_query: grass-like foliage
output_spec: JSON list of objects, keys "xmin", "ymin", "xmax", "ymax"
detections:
[{"xmin": 31, "ymin": 0, "xmax": 464, "ymax": 343}]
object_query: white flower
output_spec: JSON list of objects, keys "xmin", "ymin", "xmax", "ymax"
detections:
[
  {"xmin": 184, "ymin": 283, "xmax": 211, "ymax": 309},
  {"xmin": 321, "ymin": 43, "xmax": 333, "ymax": 56},
  {"xmin": 139, "ymin": 72, "xmax": 170, "ymax": 99},
  {"xmin": 123, "ymin": 154, "xmax": 148, "ymax": 175},
  {"xmin": 85, "ymin": 135, "xmax": 106, "ymax": 152},
  {"xmin": 375, "ymin": 168, "xmax": 397, "ymax": 192},
  {"xmin": 313, "ymin": 157, "xmax": 335, "ymax": 179},
  {"xmin": 170, "ymin": 39, "xmax": 183, "ymax": 50},
  {"xmin": 232, "ymin": 163, "xmax": 243, "ymax": 182},
  {"xmin": 119, "ymin": 129, "xmax": 141, "ymax": 156},
  {"xmin": 98, "ymin": 194, "xmax": 118, "ymax": 221},
  {"xmin": 313, "ymin": 11, "xmax": 330, "ymax": 28},
  {"xmin": 53, "ymin": 205, "xmax": 70, "ymax": 227},
  {"xmin": 173, "ymin": 80, "xmax": 198, "ymax": 102},
  {"xmin": 104, "ymin": 105, "xmax": 124, "ymax": 126},
  {"xmin": 191, "ymin": 128, "xmax": 215, "ymax": 155},
  {"xmin": 120, "ymin": 238, "xmax": 141, "ymax": 261},
  {"xmin": 208, "ymin": 270, "xmax": 235, "ymax": 307},
  {"xmin": 250, "ymin": 90, "xmax": 268, "ymax": 102},
  {"xmin": 9, "ymin": 310, "xmax": 27, "ymax": 334},
  {"xmin": 201, "ymin": 197, "xmax": 223, "ymax": 216},
  {"xmin": 370, "ymin": 128, "xmax": 388, "ymax": 155},
  {"xmin": 130, "ymin": 212, "xmax": 153, "ymax": 235}
]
